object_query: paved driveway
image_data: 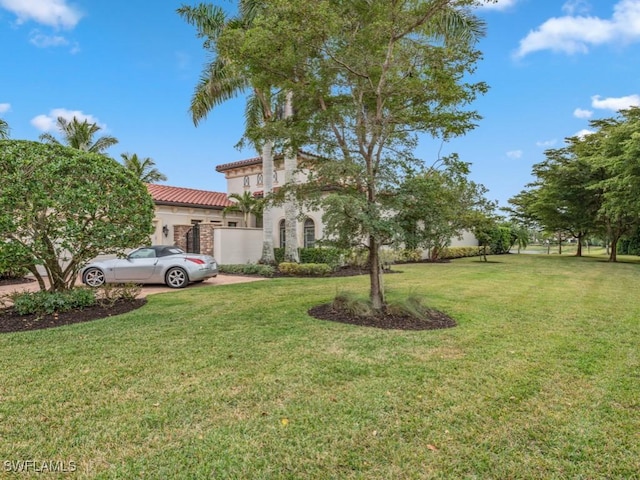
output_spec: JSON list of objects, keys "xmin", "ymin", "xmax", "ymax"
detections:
[{"xmin": 0, "ymin": 274, "xmax": 265, "ymax": 299}]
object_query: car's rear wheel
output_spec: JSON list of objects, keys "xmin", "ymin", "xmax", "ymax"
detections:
[
  {"xmin": 83, "ymin": 268, "xmax": 105, "ymax": 287},
  {"xmin": 166, "ymin": 267, "xmax": 188, "ymax": 288}
]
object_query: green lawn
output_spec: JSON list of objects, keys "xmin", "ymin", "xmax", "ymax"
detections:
[{"xmin": 1, "ymin": 255, "xmax": 638, "ymax": 479}]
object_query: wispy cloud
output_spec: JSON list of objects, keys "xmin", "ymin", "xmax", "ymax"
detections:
[
  {"xmin": 573, "ymin": 107, "xmax": 593, "ymax": 119},
  {"xmin": 31, "ymin": 108, "xmax": 107, "ymax": 132},
  {"xmin": 0, "ymin": 103, "xmax": 10, "ymax": 114},
  {"xmin": 591, "ymin": 94, "xmax": 640, "ymax": 111},
  {"xmin": 477, "ymin": 0, "xmax": 519, "ymax": 11},
  {"xmin": 507, "ymin": 150, "xmax": 523, "ymax": 159},
  {"xmin": 0, "ymin": 0, "xmax": 83, "ymax": 29},
  {"xmin": 536, "ymin": 139, "xmax": 557, "ymax": 148},
  {"xmin": 515, "ymin": 0, "xmax": 640, "ymax": 58},
  {"xmin": 562, "ymin": 0, "xmax": 591, "ymax": 16}
]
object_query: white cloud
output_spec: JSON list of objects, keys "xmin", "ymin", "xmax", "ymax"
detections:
[
  {"xmin": 591, "ymin": 94, "xmax": 640, "ymax": 111},
  {"xmin": 536, "ymin": 139, "xmax": 557, "ymax": 147},
  {"xmin": 562, "ymin": 0, "xmax": 591, "ymax": 16},
  {"xmin": 507, "ymin": 150, "xmax": 523, "ymax": 159},
  {"xmin": 0, "ymin": 103, "xmax": 10, "ymax": 114},
  {"xmin": 29, "ymin": 31, "xmax": 69, "ymax": 48},
  {"xmin": 477, "ymin": 0, "xmax": 519, "ymax": 10},
  {"xmin": 31, "ymin": 108, "xmax": 106, "ymax": 132},
  {"xmin": 574, "ymin": 129, "xmax": 595, "ymax": 138},
  {"xmin": 0, "ymin": 0, "xmax": 83, "ymax": 29},
  {"xmin": 515, "ymin": 0, "xmax": 640, "ymax": 58},
  {"xmin": 574, "ymin": 108, "xmax": 593, "ymax": 119}
]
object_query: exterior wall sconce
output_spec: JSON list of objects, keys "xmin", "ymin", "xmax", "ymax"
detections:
[{"xmin": 162, "ymin": 225, "xmax": 169, "ymax": 238}]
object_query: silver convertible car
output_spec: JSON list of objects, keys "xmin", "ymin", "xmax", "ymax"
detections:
[{"xmin": 81, "ymin": 246, "xmax": 218, "ymax": 288}]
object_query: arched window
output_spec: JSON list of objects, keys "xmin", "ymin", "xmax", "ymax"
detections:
[
  {"xmin": 304, "ymin": 218, "xmax": 315, "ymax": 248},
  {"xmin": 257, "ymin": 173, "xmax": 263, "ymax": 185},
  {"xmin": 273, "ymin": 171, "xmax": 278, "ymax": 183},
  {"xmin": 243, "ymin": 175, "xmax": 250, "ymax": 187},
  {"xmin": 279, "ymin": 220, "xmax": 286, "ymax": 248}
]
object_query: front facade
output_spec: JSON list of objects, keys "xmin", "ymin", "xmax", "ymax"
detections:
[{"xmin": 215, "ymin": 152, "xmax": 324, "ymax": 250}]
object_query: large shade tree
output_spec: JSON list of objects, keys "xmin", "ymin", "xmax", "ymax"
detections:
[
  {"xmin": 219, "ymin": 0, "xmax": 491, "ymax": 309},
  {"xmin": 39, "ymin": 116, "xmax": 118, "ymax": 154},
  {"xmin": 0, "ymin": 140, "xmax": 155, "ymax": 291}
]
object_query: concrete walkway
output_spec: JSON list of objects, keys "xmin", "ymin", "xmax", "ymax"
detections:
[{"xmin": 0, "ymin": 274, "xmax": 265, "ymax": 299}]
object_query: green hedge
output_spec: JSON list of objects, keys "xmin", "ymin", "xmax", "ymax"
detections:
[
  {"xmin": 274, "ymin": 247, "xmax": 344, "ymax": 269},
  {"xmin": 440, "ymin": 246, "xmax": 484, "ymax": 259},
  {"xmin": 218, "ymin": 264, "xmax": 276, "ymax": 277},
  {"xmin": 278, "ymin": 262, "xmax": 332, "ymax": 276}
]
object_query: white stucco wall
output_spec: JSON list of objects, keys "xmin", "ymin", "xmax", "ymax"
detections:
[
  {"xmin": 214, "ymin": 227, "xmax": 264, "ymax": 264},
  {"xmin": 449, "ymin": 230, "xmax": 479, "ymax": 247}
]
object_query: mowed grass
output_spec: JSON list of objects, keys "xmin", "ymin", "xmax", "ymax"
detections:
[{"xmin": 0, "ymin": 254, "xmax": 638, "ymax": 479}]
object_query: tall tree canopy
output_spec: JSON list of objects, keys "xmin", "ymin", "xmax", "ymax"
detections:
[
  {"xmin": 0, "ymin": 140, "xmax": 154, "ymax": 291},
  {"xmin": 120, "ymin": 152, "xmax": 167, "ymax": 183},
  {"xmin": 218, "ymin": 0, "xmax": 490, "ymax": 309},
  {"xmin": 39, "ymin": 116, "xmax": 118, "ymax": 154},
  {"xmin": 178, "ymin": 0, "xmax": 279, "ymax": 264},
  {"xmin": 509, "ymin": 107, "xmax": 640, "ymax": 261}
]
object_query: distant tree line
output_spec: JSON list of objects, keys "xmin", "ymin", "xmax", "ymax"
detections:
[{"xmin": 508, "ymin": 107, "xmax": 640, "ymax": 262}]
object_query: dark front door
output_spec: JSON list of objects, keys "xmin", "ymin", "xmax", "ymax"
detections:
[{"xmin": 186, "ymin": 223, "xmax": 201, "ymax": 254}]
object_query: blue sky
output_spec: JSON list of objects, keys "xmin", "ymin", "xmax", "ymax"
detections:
[{"xmin": 2, "ymin": 0, "xmax": 639, "ymax": 208}]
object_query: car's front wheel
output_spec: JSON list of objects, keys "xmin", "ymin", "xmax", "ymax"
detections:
[
  {"xmin": 83, "ymin": 267, "xmax": 106, "ymax": 287},
  {"xmin": 165, "ymin": 267, "xmax": 188, "ymax": 288}
]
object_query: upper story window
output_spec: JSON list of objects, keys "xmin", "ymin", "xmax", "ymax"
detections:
[
  {"xmin": 243, "ymin": 175, "xmax": 250, "ymax": 187},
  {"xmin": 273, "ymin": 171, "xmax": 278, "ymax": 183},
  {"xmin": 257, "ymin": 173, "xmax": 263, "ymax": 185}
]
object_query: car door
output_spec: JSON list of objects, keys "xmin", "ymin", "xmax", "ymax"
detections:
[{"xmin": 114, "ymin": 248, "xmax": 159, "ymax": 281}]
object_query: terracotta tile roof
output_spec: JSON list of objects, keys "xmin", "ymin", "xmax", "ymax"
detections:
[
  {"xmin": 215, "ymin": 150, "xmax": 319, "ymax": 172},
  {"xmin": 215, "ymin": 156, "xmax": 263, "ymax": 172},
  {"xmin": 146, "ymin": 184, "xmax": 233, "ymax": 209}
]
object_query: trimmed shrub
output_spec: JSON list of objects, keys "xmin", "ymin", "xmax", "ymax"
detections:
[
  {"xmin": 11, "ymin": 288, "xmax": 96, "ymax": 316},
  {"xmin": 396, "ymin": 249, "xmax": 423, "ymax": 263},
  {"xmin": 278, "ymin": 262, "xmax": 332, "ymax": 276},
  {"xmin": 300, "ymin": 247, "xmax": 344, "ymax": 269},
  {"xmin": 440, "ymin": 246, "xmax": 484, "ymax": 259},
  {"xmin": 219, "ymin": 264, "xmax": 276, "ymax": 277},
  {"xmin": 97, "ymin": 283, "xmax": 142, "ymax": 307}
]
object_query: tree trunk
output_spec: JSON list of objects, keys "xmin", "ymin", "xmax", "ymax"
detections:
[
  {"xmin": 609, "ymin": 235, "xmax": 619, "ymax": 262},
  {"xmin": 368, "ymin": 236, "xmax": 384, "ymax": 310},
  {"xmin": 260, "ymin": 141, "xmax": 275, "ymax": 265},
  {"xmin": 283, "ymin": 91, "xmax": 299, "ymax": 263},
  {"xmin": 576, "ymin": 234, "xmax": 583, "ymax": 257},
  {"xmin": 557, "ymin": 232, "xmax": 562, "ymax": 255}
]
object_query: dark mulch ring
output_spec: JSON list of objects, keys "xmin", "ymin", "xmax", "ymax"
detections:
[
  {"xmin": 308, "ymin": 303, "xmax": 457, "ymax": 331},
  {"xmin": 0, "ymin": 299, "xmax": 147, "ymax": 334}
]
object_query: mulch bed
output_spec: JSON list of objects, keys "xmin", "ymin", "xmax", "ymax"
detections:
[
  {"xmin": 308, "ymin": 303, "xmax": 456, "ymax": 331},
  {"xmin": 0, "ymin": 299, "xmax": 147, "ymax": 333}
]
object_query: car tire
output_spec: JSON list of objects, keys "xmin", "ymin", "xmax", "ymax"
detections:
[
  {"xmin": 83, "ymin": 267, "xmax": 106, "ymax": 287},
  {"xmin": 165, "ymin": 267, "xmax": 189, "ymax": 288}
]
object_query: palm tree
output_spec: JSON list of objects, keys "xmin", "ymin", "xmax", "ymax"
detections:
[
  {"xmin": 39, "ymin": 116, "xmax": 118, "ymax": 154},
  {"xmin": 222, "ymin": 191, "xmax": 259, "ymax": 227},
  {"xmin": 0, "ymin": 118, "xmax": 9, "ymax": 139},
  {"xmin": 178, "ymin": 1, "xmax": 278, "ymax": 264},
  {"xmin": 120, "ymin": 153, "xmax": 167, "ymax": 183}
]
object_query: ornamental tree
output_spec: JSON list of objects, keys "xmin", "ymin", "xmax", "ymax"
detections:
[
  {"xmin": 219, "ymin": 0, "xmax": 491, "ymax": 310},
  {"xmin": 0, "ymin": 140, "xmax": 155, "ymax": 291}
]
